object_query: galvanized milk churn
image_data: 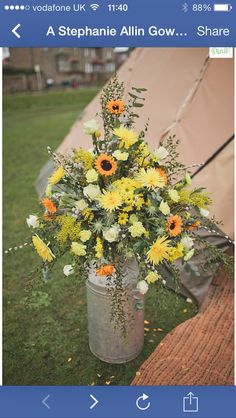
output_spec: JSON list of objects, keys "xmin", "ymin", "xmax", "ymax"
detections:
[{"xmin": 86, "ymin": 259, "xmax": 144, "ymax": 363}]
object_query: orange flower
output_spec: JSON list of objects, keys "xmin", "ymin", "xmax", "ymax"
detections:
[
  {"xmin": 43, "ymin": 212, "xmax": 56, "ymax": 222},
  {"xmin": 187, "ymin": 221, "xmax": 201, "ymax": 231},
  {"xmin": 106, "ymin": 100, "xmax": 124, "ymax": 115},
  {"xmin": 42, "ymin": 198, "xmax": 57, "ymax": 214},
  {"xmin": 96, "ymin": 265, "xmax": 115, "ymax": 277},
  {"xmin": 95, "ymin": 154, "xmax": 117, "ymax": 176},
  {"xmin": 166, "ymin": 215, "xmax": 182, "ymax": 237},
  {"xmin": 155, "ymin": 167, "xmax": 168, "ymax": 185}
]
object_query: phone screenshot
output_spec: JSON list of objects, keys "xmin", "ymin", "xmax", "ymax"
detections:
[{"xmin": 0, "ymin": 1, "xmax": 235, "ymax": 417}]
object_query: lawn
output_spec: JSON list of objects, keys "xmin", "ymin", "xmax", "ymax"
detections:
[{"xmin": 3, "ymin": 88, "xmax": 196, "ymax": 386}]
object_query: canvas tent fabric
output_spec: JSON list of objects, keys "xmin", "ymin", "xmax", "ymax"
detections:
[
  {"xmin": 36, "ymin": 47, "xmax": 234, "ymax": 238},
  {"xmin": 35, "ymin": 48, "xmax": 234, "ymax": 303}
]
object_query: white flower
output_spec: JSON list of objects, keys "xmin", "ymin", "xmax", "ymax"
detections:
[
  {"xmin": 83, "ymin": 119, "xmax": 100, "ymax": 135},
  {"xmin": 113, "ymin": 150, "xmax": 129, "ymax": 161},
  {"xmin": 137, "ymin": 280, "xmax": 149, "ymax": 295},
  {"xmin": 63, "ymin": 265, "xmax": 74, "ymax": 277},
  {"xmin": 200, "ymin": 207, "xmax": 209, "ymax": 217},
  {"xmin": 26, "ymin": 215, "xmax": 39, "ymax": 229},
  {"xmin": 129, "ymin": 214, "xmax": 138, "ymax": 224},
  {"xmin": 128, "ymin": 221, "xmax": 146, "ymax": 238},
  {"xmin": 168, "ymin": 189, "xmax": 180, "ymax": 203},
  {"xmin": 186, "ymin": 298, "xmax": 193, "ymax": 304},
  {"xmin": 154, "ymin": 146, "xmax": 169, "ymax": 161},
  {"xmin": 184, "ymin": 249, "xmax": 195, "ymax": 262},
  {"xmin": 181, "ymin": 236, "xmax": 194, "ymax": 251},
  {"xmin": 83, "ymin": 184, "xmax": 101, "ymax": 200},
  {"xmin": 75, "ymin": 199, "xmax": 88, "ymax": 211},
  {"xmin": 79, "ymin": 230, "xmax": 92, "ymax": 242},
  {"xmin": 103, "ymin": 225, "xmax": 120, "ymax": 243},
  {"xmin": 159, "ymin": 200, "xmax": 170, "ymax": 215},
  {"xmin": 86, "ymin": 169, "xmax": 98, "ymax": 183}
]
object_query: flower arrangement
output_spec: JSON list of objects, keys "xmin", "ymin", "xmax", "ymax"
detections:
[{"xmin": 23, "ymin": 75, "xmax": 232, "ymax": 328}]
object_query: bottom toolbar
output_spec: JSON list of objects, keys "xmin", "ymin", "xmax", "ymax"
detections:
[{"xmin": 0, "ymin": 386, "xmax": 235, "ymax": 418}]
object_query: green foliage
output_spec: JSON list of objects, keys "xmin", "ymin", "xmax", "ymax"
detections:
[
  {"xmin": 22, "ymin": 291, "xmax": 51, "ymax": 309},
  {"xmin": 3, "ymin": 88, "xmax": 196, "ymax": 385}
]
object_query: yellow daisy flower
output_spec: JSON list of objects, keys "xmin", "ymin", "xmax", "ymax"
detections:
[
  {"xmin": 147, "ymin": 236, "xmax": 170, "ymax": 265},
  {"xmin": 113, "ymin": 127, "xmax": 138, "ymax": 149},
  {"xmin": 136, "ymin": 168, "xmax": 166, "ymax": 190},
  {"xmin": 99, "ymin": 190, "xmax": 122, "ymax": 212},
  {"xmin": 48, "ymin": 166, "xmax": 65, "ymax": 185},
  {"xmin": 118, "ymin": 212, "xmax": 129, "ymax": 225},
  {"xmin": 32, "ymin": 235, "xmax": 55, "ymax": 262}
]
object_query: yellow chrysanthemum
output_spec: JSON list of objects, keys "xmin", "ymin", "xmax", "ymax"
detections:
[
  {"xmin": 113, "ymin": 178, "xmax": 139, "ymax": 204},
  {"xmin": 135, "ymin": 195, "xmax": 145, "ymax": 210},
  {"xmin": 48, "ymin": 166, "xmax": 65, "ymax": 185},
  {"xmin": 99, "ymin": 190, "xmax": 122, "ymax": 212},
  {"xmin": 113, "ymin": 127, "xmax": 138, "ymax": 149},
  {"xmin": 145, "ymin": 271, "xmax": 160, "ymax": 284},
  {"xmin": 73, "ymin": 148, "xmax": 94, "ymax": 170},
  {"xmin": 95, "ymin": 237, "xmax": 103, "ymax": 259},
  {"xmin": 147, "ymin": 236, "xmax": 170, "ymax": 265},
  {"xmin": 32, "ymin": 235, "xmax": 55, "ymax": 262},
  {"xmin": 118, "ymin": 212, "xmax": 129, "ymax": 225},
  {"xmin": 168, "ymin": 243, "xmax": 184, "ymax": 262},
  {"xmin": 123, "ymin": 205, "xmax": 133, "ymax": 213},
  {"xmin": 136, "ymin": 168, "xmax": 166, "ymax": 190}
]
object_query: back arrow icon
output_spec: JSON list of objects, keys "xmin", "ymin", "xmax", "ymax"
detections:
[
  {"xmin": 90, "ymin": 394, "xmax": 99, "ymax": 410},
  {"xmin": 42, "ymin": 394, "xmax": 51, "ymax": 409},
  {"xmin": 12, "ymin": 24, "xmax": 21, "ymax": 38}
]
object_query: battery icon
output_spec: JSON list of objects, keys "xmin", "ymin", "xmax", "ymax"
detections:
[{"xmin": 213, "ymin": 4, "xmax": 232, "ymax": 11}]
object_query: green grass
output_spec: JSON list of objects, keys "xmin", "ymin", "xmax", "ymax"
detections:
[{"xmin": 3, "ymin": 89, "xmax": 196, "ymax": 386}]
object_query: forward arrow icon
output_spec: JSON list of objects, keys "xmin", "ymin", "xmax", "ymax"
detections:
[{"xmin": 90, "ymin": 394, "xmax": 99, "ymax": 409}]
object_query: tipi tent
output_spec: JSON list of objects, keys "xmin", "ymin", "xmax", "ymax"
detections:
[{"xmin": 36, "ymin": 47, "xmax": 234, "ymax": 239}]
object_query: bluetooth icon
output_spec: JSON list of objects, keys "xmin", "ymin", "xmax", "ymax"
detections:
[{"xmin": 182, "ymin": 2, "xmax": 189, "ymax": 12}]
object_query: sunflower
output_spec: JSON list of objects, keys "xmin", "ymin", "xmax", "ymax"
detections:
[
  {"xmin": 147, "ymin": 236, "xmax": 170, "ymax": 265},
  {"xmin": 95, "ymin": 154, "xmax": 117, "ymax": 176},
  {"xmin": 107, "ymin": 100, "xmax": 124, "ymax": 115},
  {"xmin": 43, "ymin": 212, "xmax": 56, "ymax": 222},
  {"xmin": 136, "ymin": 168, "xmax": 166, "ymax": 190},
  {"xmin": 99, "ymin": 190, "xmax": 122, "ymax": 212},
  {"xmin": 42, "ymin": 198, "xmax": 57, "ymax": 214},
  {"xmin": 96, "ymin": 265, "xmax": 115, "ymax": 277},
  {"xmin": 166, "ymin": 215, "xmax": 182, "ymax": 237},
  {"xmin": 155, "ymin": 167, "xmax": 168, "ymax": 185},
  {"xmin": 32, "ymin": 235, "xmax": 55, "ymax": 262}
]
